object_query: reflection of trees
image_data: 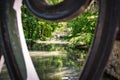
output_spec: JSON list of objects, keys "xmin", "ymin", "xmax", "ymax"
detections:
[
  {"xmin": 31, "ymin": 43, "xmax": 86, "ymax": 80},
  {"xmin": 32, "ymin": 56, "xmax": 63, "ymax": 80}
]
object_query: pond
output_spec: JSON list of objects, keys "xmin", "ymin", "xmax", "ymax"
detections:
[
  {"xmin": 30, "ymin": 42, "xmax": 87, "ymax": 80},
  {"xmin": 0, "ymin": 41, "xmax": 88, "ymax": 80}
]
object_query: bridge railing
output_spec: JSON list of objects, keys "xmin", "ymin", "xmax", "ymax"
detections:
[{"xmin": 0, "ymin": 0, "xmax": 120, "ymax": 80}]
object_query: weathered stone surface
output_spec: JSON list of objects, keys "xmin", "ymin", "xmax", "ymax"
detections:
[{"xmin": 105, "ymin": 41, "xmax": 120, "ymax": 80}]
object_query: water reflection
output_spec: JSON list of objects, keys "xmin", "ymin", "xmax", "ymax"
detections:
[{"xmin": 30, "ymin": 43, "xmax": 87, "ymax": 80}]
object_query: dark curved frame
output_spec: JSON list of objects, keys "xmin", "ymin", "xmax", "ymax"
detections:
[
  {"xmin": 0, "ymin": 0, "xmax": 120, "ymax": 80},
  {"xmin": 24, "ymin": 0, "xmax": 91, "ymax": 21}
]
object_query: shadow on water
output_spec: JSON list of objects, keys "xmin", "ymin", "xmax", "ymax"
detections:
[{"xmin": 30, "ymin": 42, "xmax": 87, "ymax": 80}]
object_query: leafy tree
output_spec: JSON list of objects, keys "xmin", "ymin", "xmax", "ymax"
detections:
[
  {"xmin": 22, "ymin": 5, "xmax": 58, "ymax": 41},
  {"xmin": 22, "ymin": 3, "xmax": 68, "ymax": 49},
  {"xmin": 22, "ymin": 5, "xmax": 61, "ymax": 49},
  {"xmin": 67, "ymin": 11, "xmax": 98, "ymax": 47}
]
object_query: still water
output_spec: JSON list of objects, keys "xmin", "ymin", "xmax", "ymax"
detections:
[
  {"xmin": 0, "ymin": 42, "xmax": 87, "ymax": 80},
  {"xmin": 31, "ymin": 43, "xmax": 87, "ymax": 80}
]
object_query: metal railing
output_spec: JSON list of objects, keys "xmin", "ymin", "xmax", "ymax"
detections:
[{"xmin": 0, "ymin": 0, "xmax": 120, "ymax": 80}]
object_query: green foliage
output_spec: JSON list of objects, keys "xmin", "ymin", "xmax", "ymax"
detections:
[
  {"xmin": 47, "ymin": 0, "xmax": 63, "ymax": 5},
  {"xmin": 22, "ymin": 5, "xmax": 61, "ymax": 41},
  {"xmin": 22, "ymin": 1, "xmax": 98, "ymax": 48},
  {"xmin": 67, "ymin": 11, "xmax": 98, "ymax": 46},
  {"xmin": 22, "ymin": 1, "xmax": 99, "ymax": 79}
]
